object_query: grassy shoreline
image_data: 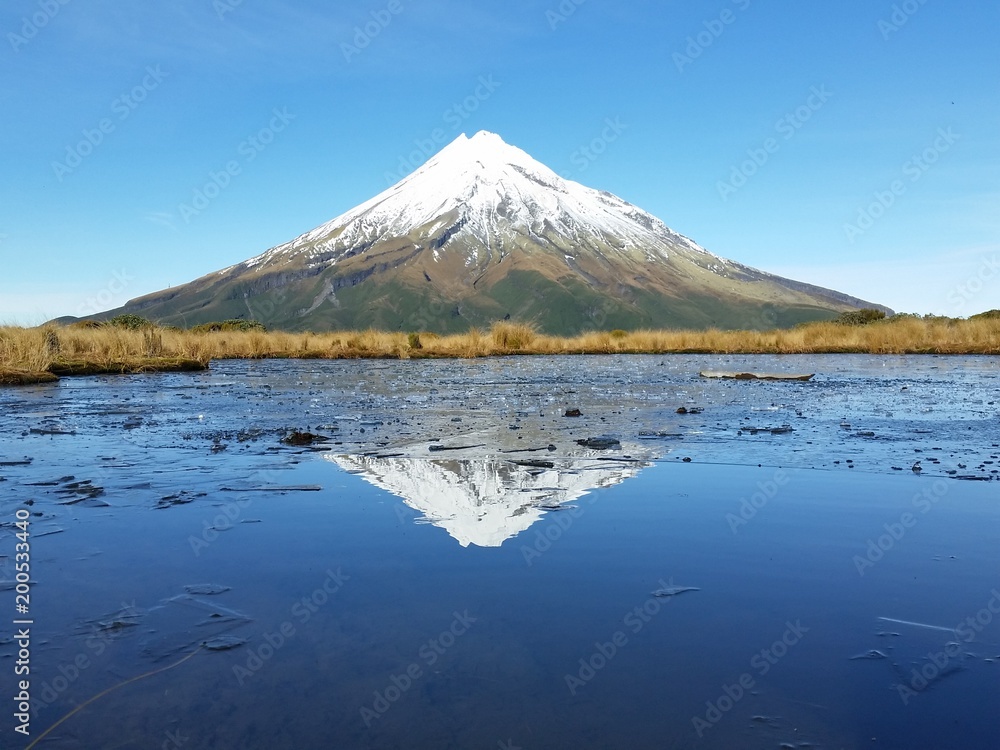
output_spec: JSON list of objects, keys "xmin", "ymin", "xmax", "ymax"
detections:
[{"xmin": 1, "ymin": 317, "xmax": 998, "ymax": 385}]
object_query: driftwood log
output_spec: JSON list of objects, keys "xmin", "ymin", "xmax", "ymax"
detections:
[{"xmin": 699, "ymin": 371, "xmax": 814, "ymax": 381}]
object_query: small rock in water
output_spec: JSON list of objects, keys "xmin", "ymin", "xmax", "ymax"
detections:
[
  {"xmin": 676, "ymin": 406, "xmax": 702, "ymax": 415},
  {"xmin": 281, "ymin": 431, "xmax": 330, "ymax": 446}
]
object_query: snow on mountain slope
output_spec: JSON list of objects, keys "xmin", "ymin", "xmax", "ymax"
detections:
[{"xmin": 235, "ymin": 130, "xmax": 724, "ymax": 273}]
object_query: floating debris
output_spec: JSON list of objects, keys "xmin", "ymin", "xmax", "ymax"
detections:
[
  {"xmin": 156, "ymin": 491, "xmax": 205, "ymax": 509},
  {"xmin": 184, "ymin": 584, "xmax": 232, "ymax": 596},
  {"xmin": 877, "ymin": 617, "xmax": 957, "ymax": 634},
  {"xmin": 744, "ymin": 425, "xmax": 795, "ymax": 435},
  {"xmin": 699, "ymin": 371, "xmax": 814, "ymax": 381},
  {"xmin": 750, "ymin": 715, "xmax": 782, "ymax": 727},
  {"xmin": 33, "ymin": 527, "xmax": 66, "ymax": 538},
  {"xmin": 80, "ymin": 604, "xmax": 144, "ymax": 636},
  {"xmin": 576, "ymin": 436, "xmax": 621, "ymax": 449},
  {"xmin": 202, "ymin": 635, "xmax": 248, "ymax": 651},
  {"xmin": 850, "ymin": 649, "xmax": 889, "ymax": 660},
  {"xmin": 651, "ymin": 585, "xmax": 700, "ymax": 598},
  {"xmin": 428, "ymin": 443, "xmax": 487, "ymax": 452},
  {"xmin": 53, "ymin": 478, "xmax": 107, "ymax": 505},
  {"xmin": 500, "ymin": 445, "xmax": 557, "ymax": 454},
  {"xmin": 511, "ymin": 459, "xmax": 556, "ymax": 469}
]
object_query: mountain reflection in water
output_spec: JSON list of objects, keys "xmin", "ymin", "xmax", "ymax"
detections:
[{"xmin": 328, "ymin": 455, "xmax": 650, "ymax": 547}]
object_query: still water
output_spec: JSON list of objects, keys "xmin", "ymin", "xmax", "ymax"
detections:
[{"xmin": 0, "ymin": 355, "xmax": 997, "ymax": 749}]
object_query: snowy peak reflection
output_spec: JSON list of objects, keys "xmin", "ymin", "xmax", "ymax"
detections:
[{"xmin": 329, "ymin": 455, "xmax": 648, "ymax": 548}]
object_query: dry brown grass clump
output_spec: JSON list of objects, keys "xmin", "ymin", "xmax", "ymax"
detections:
[
  {"xmin": 1, "ymin": 316, "xmax": 998, "ymax": 385},
  {"xmin": 490, "ymin": 321, "xmax": 538, "ymax": 351}
]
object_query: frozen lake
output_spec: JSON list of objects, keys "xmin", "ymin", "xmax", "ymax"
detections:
[{"xmin": 1, "ymin": 355, "xmax": 998, "ymax": 748}]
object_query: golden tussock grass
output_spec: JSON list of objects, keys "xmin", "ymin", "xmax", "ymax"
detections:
[{"xmin": 1, "ymin": 317, "xmax": 998, "ymax": 385}]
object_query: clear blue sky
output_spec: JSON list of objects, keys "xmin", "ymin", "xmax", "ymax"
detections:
[{"xmin": 2, "ymin": 0, "xmax": 998, "ymax": 323}]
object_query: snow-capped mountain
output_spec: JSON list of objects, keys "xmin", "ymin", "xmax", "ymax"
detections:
[
  {"xmin": 99, "ymin": 131, "xmax": 886, "ymax": 332},
  {"xmin": 329, "ymin": 455, "xmax": 647, "ymax": 548},
  {"xmin": 240, "ymin": 130, "xmax": 718, "ymax": 274}
]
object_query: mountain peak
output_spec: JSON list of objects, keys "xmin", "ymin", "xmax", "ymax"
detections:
[
  {"xmin": 428, "ymin": 130, "xmax": 546, "ymax": 179},
  {"xmin": 458, "ymin": 129, "xmax": 508, "ymax": 146},
  {"xmin": 466, "ymin": 129, "xmax": 503, "ymax": 142}
]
